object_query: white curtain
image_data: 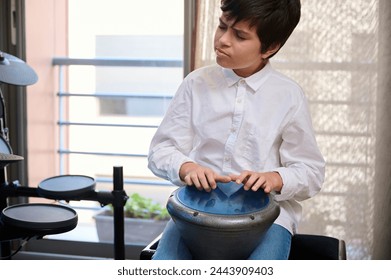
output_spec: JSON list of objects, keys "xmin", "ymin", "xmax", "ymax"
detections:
[{"xmin": 194, "ymin": 0, "xmax": 386, "ymax": 260}]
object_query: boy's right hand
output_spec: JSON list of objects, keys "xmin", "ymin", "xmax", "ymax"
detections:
[{"xmin": 179, "ymin": 162, "xmax": 231, "ymax": 192}]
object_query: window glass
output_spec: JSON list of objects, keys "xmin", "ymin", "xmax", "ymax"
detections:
[{"xmin": 56, "ymin": 0, "xmax": 184, "ymax": 244}]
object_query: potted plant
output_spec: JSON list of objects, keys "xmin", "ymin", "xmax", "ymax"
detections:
[{"xmin": 93, "ymin": 193, "xmax": 169, "ymax": 245}]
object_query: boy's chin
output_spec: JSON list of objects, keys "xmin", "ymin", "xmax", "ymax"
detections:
[{"xmin": 215, "ymin": 58, "xmax": 233, "ymax": 69}]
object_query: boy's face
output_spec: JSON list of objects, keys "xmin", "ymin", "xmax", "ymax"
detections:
[{"xmin": 214, "ymin": 12, "xmax": 271, "ymax": 77}]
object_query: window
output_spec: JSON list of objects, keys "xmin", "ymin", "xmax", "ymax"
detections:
[{"xmin": 30, "ymin": 0, "xmax": 187, "ymax": 247}]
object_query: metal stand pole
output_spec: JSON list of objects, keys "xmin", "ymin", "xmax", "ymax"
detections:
[
  {"xmin": 0, "ymin": 167, "xmax": 11, "ymax": 259},
  {"xmin": 112, "ymin": 166, "xmax": 126, "ymax": 260}
]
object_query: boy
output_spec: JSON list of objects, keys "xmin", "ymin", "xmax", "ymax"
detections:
[{"xmin": 148, "ymin": 0, "xmax": 325, "ymax": 259}]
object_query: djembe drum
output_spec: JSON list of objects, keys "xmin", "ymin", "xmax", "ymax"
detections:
[{"xmin": 167, "ymin": 181, "xmax": 280, "ymax": 259}]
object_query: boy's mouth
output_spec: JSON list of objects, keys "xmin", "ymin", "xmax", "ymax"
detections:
[{"xmin": 215, "ymin": 48, "xmax": 229, "ymax": 57}]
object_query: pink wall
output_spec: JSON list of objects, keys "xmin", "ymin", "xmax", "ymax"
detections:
[{"xmin": 25, "ymin": 0, "xmax": 68, "ymax": 187}]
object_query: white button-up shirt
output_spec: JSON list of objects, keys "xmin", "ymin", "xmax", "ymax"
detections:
[{"xmin": 148, "ymin": 62, "xmax": 325, "ymax": 234}]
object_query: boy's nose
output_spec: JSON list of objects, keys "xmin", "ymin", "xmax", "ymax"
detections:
[{"xmin": 218, "ymin": 32, "xmax": 232, "ymax": 47}]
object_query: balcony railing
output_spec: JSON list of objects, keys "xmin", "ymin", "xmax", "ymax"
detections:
[{"xmin": 52, "ymin": 57, "xmax": 181, "ymax": 186}]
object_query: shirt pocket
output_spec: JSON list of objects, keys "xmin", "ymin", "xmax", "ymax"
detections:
[{"xmin": 240, "ymin": 126, "xmax": 269, "ymax": 169}]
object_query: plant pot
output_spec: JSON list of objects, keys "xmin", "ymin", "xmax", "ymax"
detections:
[{"xmin": 93, "ymin": 210, "xmax": 168, "ymax": 245}]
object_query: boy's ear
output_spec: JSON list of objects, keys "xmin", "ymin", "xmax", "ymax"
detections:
[{"xmin": 261, "ymin": 43, "xmax": 281, "ymax": 59}]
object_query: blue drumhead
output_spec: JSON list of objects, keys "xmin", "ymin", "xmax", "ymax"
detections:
[{"xmin": 177, "ymin": 182, "xmax": 270, "ymax": 215}]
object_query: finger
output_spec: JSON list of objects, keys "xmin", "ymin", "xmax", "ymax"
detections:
[
  {"xmin": 228, "ymin": 174, "xmax": 238, "ymax": 182},
  {"xmin": 186, "ymin": 174, "xmax": 203, "ymax": 191},
  {"xmin": 215, "ymin": 174, "xmax": 232, "ymax": 183},
  {"xmin": 235, "ymin": 171, "xmax": 250, "ymax": 185},
  {"xmin": 205, "ymin": 169, "xmax": 218, "ymax": 188},
  {"xmin": 183, "ymin": 174, "xmax": 194, "ymax": 187},
  {"xmin": 251, "ymin": 176, "xmax": 267, "ymax": 191},
  {"xmin": 199, "ymin": 174, "xmax": 212, "ymax": 192},
  {"xmin": 205, "ymin": 172, "xmax": 217, "ymax": 190},
  {"xmin": 250, "ymin": 178, "xmax": 265, "ymax": 192},
  {"xmin": 243, "ymin": 175, "xmax": 258, "ymax": 191},
  {"xmin": 262, "ymin": 184, "xmax": 272, "ymax": 194}
]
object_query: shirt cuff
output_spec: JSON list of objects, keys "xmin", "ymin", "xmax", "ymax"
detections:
[
  {"xmin": 271, "ymin": 167, "xmax": 296, "ymax": 201},
  {"xmin": 170, "ymin": 157, "xmax": 195, "ymax": 186}
]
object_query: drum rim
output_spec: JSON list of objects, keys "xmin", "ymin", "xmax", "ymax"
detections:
[
  {"xmin": 167, "ymin": 188, "xmax": 280, "ymax": 230},
  {"xmin": 37, "ymin": 174, "xmax": 96, "ymax": 200},
  {"xmin": 176, "ymin": 185, "xmax": 271, "ymax": 215},
  {"xmin": 1, "ymin": 203, "xmax": 78, "ymax": 230}
]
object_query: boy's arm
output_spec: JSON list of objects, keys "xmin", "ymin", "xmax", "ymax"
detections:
[
  {"xmin": 272, "ymin": 98, "xmax": 326, "ymax": 202},
  {"xmin": 147, "ymin": 80, "xmax": 196, "ymax": 186}
]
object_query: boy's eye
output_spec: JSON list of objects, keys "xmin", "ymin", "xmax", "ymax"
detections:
[
  {"xmin": 218, "ymin": 24, "xmax": 227, "ymax": 30},
  {"xmin": 235, "ymin": 32, "xmax": 246, "ymax": 40}
]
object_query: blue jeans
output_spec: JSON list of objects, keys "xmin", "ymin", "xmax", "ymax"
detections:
[{"xmin": 152, "ymin": 220, "xmax": 292, "ymax": 260}]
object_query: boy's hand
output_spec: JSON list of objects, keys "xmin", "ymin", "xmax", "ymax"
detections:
[
  {"xmin": 230, "ymin": 171, "xmax": 283, "ymax": 193},
  {"xmin": 179, "ymin": 162, "xmax": 232, "ymax": 192}
]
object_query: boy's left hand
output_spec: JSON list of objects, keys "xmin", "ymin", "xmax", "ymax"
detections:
[{"xmin": 230, "ymin": 171, "xmax": 283, "ymax": 193}]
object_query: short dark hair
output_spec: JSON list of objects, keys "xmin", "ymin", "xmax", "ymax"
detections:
[{"xmin": 220, "ymin": 0, "xmax": 301, "ymax": 57}]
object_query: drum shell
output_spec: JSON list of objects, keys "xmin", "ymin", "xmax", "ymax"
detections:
[{"xmin": 167, "ymin": 187, "xmax": 280, "ymax": 260}]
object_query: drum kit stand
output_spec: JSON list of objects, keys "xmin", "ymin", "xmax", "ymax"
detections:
[{"xmin": 0, "ymin": 51, "xmax": 129, "ymax": 260}]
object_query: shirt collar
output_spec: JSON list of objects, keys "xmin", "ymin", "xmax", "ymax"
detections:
[{"xmin": 222, "ymin": 62, "xmax": 273, "ymax": 92}]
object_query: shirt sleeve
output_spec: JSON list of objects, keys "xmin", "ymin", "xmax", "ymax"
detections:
[
  {"xmin": 147, "ymin": 78, "xmax": 195, "ymax": 186},
  {"xmin": 272, "ymin": 96, "xmax": 326, "ymax": 202}
]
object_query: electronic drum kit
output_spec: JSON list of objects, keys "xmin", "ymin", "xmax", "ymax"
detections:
[{"xmin": 0, "ymin": 51, "xmax": 128, "ymax": 259}]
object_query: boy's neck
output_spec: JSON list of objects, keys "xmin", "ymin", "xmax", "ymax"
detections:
[{"xmin": 233, "ymin": 59, "xmax": 268, "ymax": 78}]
